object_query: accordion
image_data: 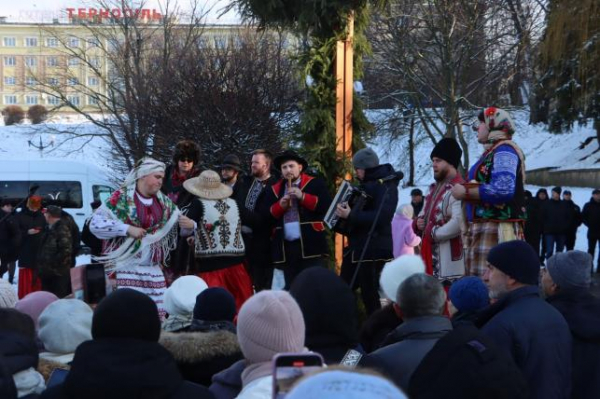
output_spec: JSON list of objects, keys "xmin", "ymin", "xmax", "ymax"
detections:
[{"xmin": 324, "ymin": 180, "xmax": 370, "ymax": 235}]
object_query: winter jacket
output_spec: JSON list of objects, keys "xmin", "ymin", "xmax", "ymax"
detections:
[
  {"xmin": 524, "ymin": 196, "xmax": 543, "ymax": 239},
  {"xmin": 209, "ymin": 359, "xmax": 245, "ymax": 399},
  {"xmin": 289, "ymin": 267, "xmax": 362, "ymax": 364},
  {"xmin": 450, "ymin": 310, "xmax": 482, "ymax": 328},
  {"xmin": 391, "ymin": 214, "xmax": 421, "ymax": 257},
  {"xmin": 563, "ymin": 200, "xmax": 582, "ymax": 232},
  {"xmin": 345, "ymin": 164, "xmax": 399, "ymax": 262},
  {"xmin": 359, "ymin": 303, "xmax": 402, "ymax": 354},
  {"xmin": 159, "ymin": 328, "xmax": 243, "ymax": 387},
  {"xmin": 541, "ymin": 199, "xmax": 570, "ymax": 235},
  {"xmin": 0, "ymin": 209, "xmax": 21, "ymax": 263},
  {"xmin": 38, "ymin": 220, "xmax": 72, "ymax": 278},
  {"xmin": 408, "ymin": 325, "xmax": 528, "ymax": 399},
  {"xmin": 16, "ymin": 209, "xmax": 46, "ymax": 268},
  {"xmin": 40, "ymin": 338, "xmax": 215, "ymax": 399},
  {"xmin": 0, "ymin": 331, "xmax": 44, "ymax": 398},
  {"xmin": 582, "ymin": 198, "xmax": 600, "ymax": 236},
  {"xmin": 478, "ymin": 286, "xmax": 572, "ymax": 399},
  {"xmin": 260, "ymin": 173, "xmax": 332, "ymax": 264},
  {"xmin": 547, "ymin": 289, "xmax": 600, "ymax": 399},
  {"xmin": 60, "ymin": 211, "xmax": 80, "ymax": 266},
  {"xmin": 361, "ymin": 316, "xmax": 452, "ymax": 390}
]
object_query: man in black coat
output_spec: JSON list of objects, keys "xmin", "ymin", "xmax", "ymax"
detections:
[
  {"xmin": 336, "ymin": 148, "xmax": 399, "ymax": 315},
  {"xmin": 478, "ymin": 240, "xmax": 571, "ymax": 399},
  {"xmin": 0, "ymin": 200, "xmax": 20, "ymax": 284},
  {"xmin": 260, "ymin": 150, "xmax": 332, "ymax": 289},
  {"xmin": 534, "ymin": 188, "xmax": 549, "ymax": 263},
  {"xmin": 541, "ymin": 186, "xmax": 570, "ymax": 259},
  {"xmin": 562, "ymin": 190, "xmax": 582, "ymax": 251},
  {"xmin": 542, "ymin": 250, "xmax": 600, "ymax": 399},
  {"xmin": 582, "ymin": 189, "xmax": 600, "ymax": 270}
]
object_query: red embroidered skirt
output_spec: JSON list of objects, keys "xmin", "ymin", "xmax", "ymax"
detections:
[
  {"xmin": 18, "ymin": 268, "xmax": 42, "ymax": 299},
  {"xmin": 198, "ymin": 263, "xmax": 253, "ymax": 312}
]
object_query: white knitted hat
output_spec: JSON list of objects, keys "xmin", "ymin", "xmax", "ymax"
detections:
[
  {"xmin": 38, "ymin": 299, "xmax": 93, "ymax": 354},
  {"xmin": 164, "ymin": 276, "xmax": 208, "ymax": 317},
  {"xmin": 0, "ymin": 279, "xmax": 17, "ymax": 308},
  {"xmin": 380, "ymin": 255, "xmax": 426, "ymax": 301}
]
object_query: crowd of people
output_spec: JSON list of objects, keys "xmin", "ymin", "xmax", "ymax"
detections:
[{"xmin": 0, "ymin": 106, "xmax": 599, "ymax": 399}]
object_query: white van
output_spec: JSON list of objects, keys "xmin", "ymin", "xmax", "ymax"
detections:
[{"xmin": 0, "ymin": 159, "xmax": 115, "ymax": 230}]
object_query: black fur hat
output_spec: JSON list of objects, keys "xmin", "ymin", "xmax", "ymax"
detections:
[{"xmin": 172, "ymin": 140, "xmax": 200, "ymax": 166}]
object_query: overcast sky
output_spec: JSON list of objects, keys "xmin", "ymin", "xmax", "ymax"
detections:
[{"xmin": 1, "ymin": 0, "xmax": 240, "ymax": 24}]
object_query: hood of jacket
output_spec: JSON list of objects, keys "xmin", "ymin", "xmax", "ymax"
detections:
[
  {"xmin": 210, "ymin": 359, "xmax": 246, "ymax": 392},
  {"xmin": 547, "ymin": 289, "xmax": 600, "ymax": 342},
  {"xmin": 62, "ymin": 338, "xmax": 185, "ymax": 399},
  {"xmin": 363, "ymin": 163, "xmax": 395, "ymax": 182},
  {"xmin": 0, "ymin": 331, "xmax": 38, "ymax": 375},
  {"xmin": 159, "ymin": 329, "xmax": 241, "ymax": 363},
  {"xmin": 386, "ymin": 315, "xmax": 452, "ymax": 343}
]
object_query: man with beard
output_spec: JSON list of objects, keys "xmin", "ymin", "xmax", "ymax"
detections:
[
  {"xmin": 478, "ymin": 240, "xmax": 571, "ymax": 399},
  {"xmin": 336, "ymin": 148, "xmax": 399, "ymax": 315},
  {"xmin": 219, "ymin": 154, "xmax": 243, "ymax": 194},
  {"xmin": 260, "ymin": 150, "xmax": 331, "ymax": 289},
  {"xmin": 415, "ymin": 138, "xmax": 465, "ymax": 284}
]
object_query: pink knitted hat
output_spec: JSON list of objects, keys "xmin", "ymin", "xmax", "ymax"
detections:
[
  {"xmin": 15, "ymin": 291, "xmax": 59, "ymax": 329},
  {"xmin": 237, "ymin": 290, "xmax": 305, "ymax": 364}
]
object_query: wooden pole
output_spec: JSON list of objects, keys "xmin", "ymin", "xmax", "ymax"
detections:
[{"xmin": 334, "ymin": 13, "xmax": 354, "ymax": 273}]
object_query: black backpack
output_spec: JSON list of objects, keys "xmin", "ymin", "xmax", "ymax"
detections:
[{"xmin": 408, "ymin": 325, "xmax": 529, "ymax": 399}]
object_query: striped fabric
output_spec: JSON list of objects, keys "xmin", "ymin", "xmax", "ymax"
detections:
[{"xmin": 116, "ymin": 264, "xmax": 167, "ymax": 320}]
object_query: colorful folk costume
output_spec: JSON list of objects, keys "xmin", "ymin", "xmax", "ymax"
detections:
[
  {"xmin": 417, "ymin": 138, "xmax": 466, "ymax": 283},
  {"xmin": 465, "ymin": 107, "xmax": 527, "ymax": 277},
  {"xmin": 182, "ymin": 170, "xmax": 253, "ymax": 311},
  {"xmin": 90, "ymin": 158, "xmax": 180, "ymax": 319}
]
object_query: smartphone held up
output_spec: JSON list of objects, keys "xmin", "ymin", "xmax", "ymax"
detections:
[{"xmin": 272, "ymin": 352, "xmax": 324, "ymax": 399}]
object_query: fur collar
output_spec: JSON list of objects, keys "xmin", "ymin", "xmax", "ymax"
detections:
[{"xmin": 159, "ymin": 330, "xmax": 241, "ymax": 363}]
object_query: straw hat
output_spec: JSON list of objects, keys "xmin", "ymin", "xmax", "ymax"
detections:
[{"xmin": 183, "ymin": 170, "xmax": 232, "ymax": 200}]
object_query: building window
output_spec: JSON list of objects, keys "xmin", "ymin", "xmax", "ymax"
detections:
[
  {"xmin": 67, "ymin": 95, "xmax": 80, "ymax": 106},
  {"xmin": 4, "ymin": 95, "xmax": 18, "ymax": 105},
  {"xmin": 3, "ymin": 37, "xmax": 16, "ymax": 47},
  {"xmin": 26, "ymin": 77, "xmax": 37, "ymax": 86},
  {"xmin": 214, "ymin": 37, "xmax": 227, "ymax": 49},
  {"xmin": 25, "ymin": 37, "xmax": 38, "ymax": 47},
  {"xmin": 88, "ymin": 77, "xmax": 99, "ymax": 86},
  {"xmin": 46, "ymin": 37, "xmax": 59, "ymax": 47},
  {"xmin": 4, "ymin": 76, "xmax": 16, "ymax": 86},
  {"xmin": 47, "ymin": 96, "xmax": 60, "ymax": 105},
  {"xmin": 25, "ymin": 57, "xmax": 37, "ymax": 67},
  {"xmin": 68, "ymin": 37, "xmax": 80, "ymax": 48},
  {"xmin": 47, "ymin": 77, "xmax": 60, "ymax": 86},
  {"xmin": 68, "ymin": 57, "xmax": 79, "ymax": 66},
  {"xmin": 4, "ymin": 57, "xmax": 16, "ymax": 67},
  {"xmin": 26, "ymin": 95, "xmax": 38, "ymax": 105},
  {"xmin": 87, "ymin": 37, "xmax": 101, "ymax": 48},
  {"xmin": 67, "ymin": 78, "xmax": 79, "ymax": 86},
  {"xmin": 89, "ymin": 57, "xmax": 101, "ymax": 68},
  {"xmin": 47, "ymin": 57, "xmax": 59, "ymax": 67},
  {"xmin": 88, "ymin": 96, "xmax": 99, "ymax": 105}
]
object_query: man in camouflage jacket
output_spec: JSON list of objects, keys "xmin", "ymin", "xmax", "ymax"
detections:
[{"xmin": 38, "ymin": 205, "xmax": 73, "ymax": 298}]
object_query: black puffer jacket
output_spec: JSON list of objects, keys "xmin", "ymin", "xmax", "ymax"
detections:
[
  {"xmin": 16, "ymin": 209, "xmax": 46, "ymax": 268},
  {"xmin": 0, "ymin": 210, "xmax": 21, "ymax": 263},
  {"xmin": 541, "ymin": 199, "xmax": 570, "ymax": 235},
  {"xmin": 41, "ymin": 338, "xmax": 214, "ymax": 399},
  {"xmin": 289, "ymin": 267, "xmax": 362, "ymax": 364},
  {"xmin": 346, "ymin": 163, "xmax": 399, "ymax": 261},
  {"xmin": 583, "ymin": 198, "xmax": 600, "ymax": 236}
]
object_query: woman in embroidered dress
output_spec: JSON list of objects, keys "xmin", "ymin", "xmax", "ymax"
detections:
[
  {"xmin": 178, "ymin": 170, "xmax": 253, "ymax": 312},
  {"xmin": 90, "ymin": 158, "xmax": 180, "ymax": 319}
]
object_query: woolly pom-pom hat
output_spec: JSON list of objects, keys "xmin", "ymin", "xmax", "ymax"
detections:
[
  {"xmin": 164, "ymin": 276, "xmax": 208, "ymax": 317},
  {"xmin": 449, "ymin": 277, "xmax": 489, "ymax": 312},
  {"xmin": 38, "ymin": 299, "xmax": 93, "ymax": 354},
  {"xmin": 380, "ymin": 255, "xmax": 426, "ymax": 301},
  {"xmin": 237, "ymin": 290, "xmax": 305, "ymax": 364}
]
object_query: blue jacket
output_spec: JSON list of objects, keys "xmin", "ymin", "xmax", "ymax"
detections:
[{"xmin": 478, "ymin": 286, "xmax": 572, "ymax": 399}]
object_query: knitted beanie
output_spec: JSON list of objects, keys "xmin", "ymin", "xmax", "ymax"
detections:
[
  {"xmin": 287, "ymin": 370, "xmax": 407, "ymax": 399},
  {"xmin": 164, "ymin": 276, "xmax": 208, "ymax": 317},
  {"xmin": 15, "ymin": 291, "xmax": 59, "ymax": 329},
  {"xmin": 237, "ymin": 290, "xmax": 305, "ymax": 364},
  {"xmin": 487, "ymin": 240, "xmax": 540, "ymax": 285},
  {"xmin": 546, "ymin": 251, "xmax": 592, "ymax": 290},
  {"xmin": 380, "ymin": 255, "xmax": 426, "ymax": 301},
  {"xmin": 0, "ymin": 280, "xmax": 17, "ymax": 308},
  {"xmin": 38, "ymin": 299, "xmax": 93, "ymax": 354},
  {"xmin": 92, "ymin": 289, "xmax": 161, "ymax": 342},
  {"xmin": 352, "ymin": 148, "xmax": 380, "ymax": 170},
  {"xmin": 193, "ymin": 287, "xmax": 236, "ymax": 322},
  {"xmin": 430, "ymin": 138, "xmax": 462, "ymax": 169},
  {"xmin": 449, "ymin": 277, "xmax": 489, "ymax": 312}
]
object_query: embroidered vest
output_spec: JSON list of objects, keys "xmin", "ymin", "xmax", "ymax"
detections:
[
  {"xmin": 470, "ymin": 145, "xmax": 526, "ymax": 222},
  {"xmin": 194, "ymin": 198, "xmax": 245, "ymax": 258}
]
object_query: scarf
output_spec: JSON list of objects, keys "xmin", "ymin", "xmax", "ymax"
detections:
[
  {"xmin": 241, "ymin": 361, "xmax": 274, "ymax": 387},
  {"xmin": 94, "ymin": 184, "xmax": 180, "ymax": 272}
]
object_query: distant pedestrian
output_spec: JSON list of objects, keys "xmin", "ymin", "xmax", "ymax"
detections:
[
  {"xmin": 541, "ymin": 187, "xmax": 569, "ymax": 259},
  {"xmin": 392, "ymin": 204, "xmax": 421, "ymax": 257},
  {"xmin": 562, "ymin": 190, "xmax": 582, "ymax": 250},
  {"xmin": 0, "ymin": 199, "xmax": 20, "ymax": 284},
  {"xmin": 582, "ymin": 189, "xmax": 600, "ymax": 270},
  {"xmin": 410, "ymin": 188, "xmax": 424, "ymax": 219},
  {"xmin": 16, "ymin": 195, "xmax": 46, "ymax": 298}
]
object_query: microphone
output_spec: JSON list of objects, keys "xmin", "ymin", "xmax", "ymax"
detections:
[
  {"xmin": 377, "ymin": 171, "xmax": 404, "ymax": 184},
  {"xmin": 29, "ymin": 185, "xmax": 40, "ymax": 194}
]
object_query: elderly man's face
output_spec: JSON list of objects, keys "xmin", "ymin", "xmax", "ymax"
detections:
[
  {"xmin": 541, "ymin": 268, "xmax": 558, "ymax": 297},
  {"xmin": 483, "ymin": 263, "xmax": 510, "ymax": 300}
]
